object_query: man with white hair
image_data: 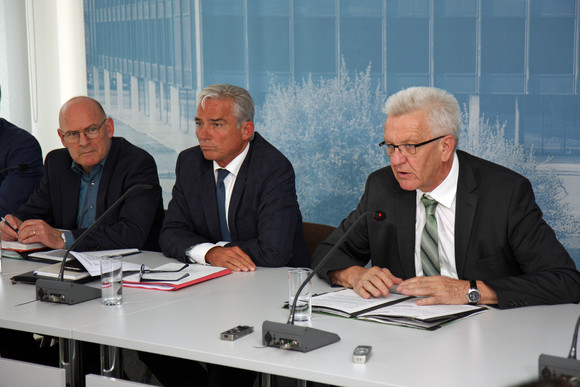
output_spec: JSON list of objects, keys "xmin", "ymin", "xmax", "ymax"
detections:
[{"xmin": 313, "ymin": 86, "xmax": 580, "ymax": 309}]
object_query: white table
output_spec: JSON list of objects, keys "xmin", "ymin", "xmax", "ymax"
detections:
[{"xmin": 2, "ymin": 252, "xmax": 580, "ymax": 386}]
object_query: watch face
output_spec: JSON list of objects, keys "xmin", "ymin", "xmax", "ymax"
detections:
[{"xmin": 467, "ymin": 290, "xmax": 480, "ymax": 303}]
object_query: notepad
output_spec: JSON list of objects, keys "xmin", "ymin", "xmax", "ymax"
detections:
[{"xmin": 123, "ymin": 263, "xmax": 231, "ymax": 291}]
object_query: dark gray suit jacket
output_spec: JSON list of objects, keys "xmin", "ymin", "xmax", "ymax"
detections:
[
  {"xmin": 160, "ymin": 132, "xmax": 309, "ymax": 267},
  {"xmin": 312, "ymin": 150, "xmax": 580, "ymax": 308},
  {"xmin": 15, "ymin": 137, "xmax": 164, "ymax": 251}
]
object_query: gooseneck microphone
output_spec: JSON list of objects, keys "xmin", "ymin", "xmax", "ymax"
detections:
[
  {"xmin": 262, "ymin": 210, "xmax": 386, "ymax": 352},
  {"xmin": 0, "ymin": 163, "xmax": 29, "ymax": 174},
  {"xmin": 35, "ymin": 184, "xmax": 156, "ymax": 305}
]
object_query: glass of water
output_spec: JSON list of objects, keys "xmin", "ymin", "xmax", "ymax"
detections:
[
  {"xmin": 288, "ymin": 267, "xmax": 313, "ymax": 322},
  {"xmin": 100, "ymin": 255, "xmax": 123, "ymax": 306}
]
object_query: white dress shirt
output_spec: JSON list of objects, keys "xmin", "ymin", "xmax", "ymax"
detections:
[
  {"xmin": 414, "ymin": 152, "xmax": 459, "ymax": 278},
  {"xmin": 186, "ymin": 142, "xmax": 250, "ymax": 264}
]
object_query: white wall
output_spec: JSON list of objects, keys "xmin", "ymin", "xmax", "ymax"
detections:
[
  {"xmin": 25, "ymin": 0, "xmax": 88, "ymax": 156},
  {"xmin": 0, "ymin": 0, "xmax": 31, "ymax": 130},
  {"xmin": 0, "ymin": 0, "xmax": 87, "ymax": 157}
]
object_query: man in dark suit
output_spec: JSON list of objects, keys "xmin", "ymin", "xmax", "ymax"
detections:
[
  {"xmin": 312, "ymin": 86, "xmax": 580, "ymax": 309},
  {"xmin": 0, "ymin": 86, "xmax": 44, "ymax": 217},
  {"xmin": 142, "ymin": 84, "xmax": 308, "ymax": 387},
  {"xmin": 160, "ymin": 83, "xmax": 308, "ymax": 270},
  {"xmin": 0, "ymin": 95, "xmax": 164, "ymax": 251}
]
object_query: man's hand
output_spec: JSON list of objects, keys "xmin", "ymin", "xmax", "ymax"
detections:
[
  {"xmin": 205, "ymin": 246, "xmax": 256, "ymax": 272},
  {"xmin": 17, "ymin": 219, "xmax": 65, "ymax": 249},
  {"xmin": 0, "ymin": 214, "xmax": 22, "ymax": 241},
  {"xmin": 397, "ymin": 276, "xmax": 497, "ymax": 306},
  {"xmin": 329, "ymin": 266, "xmax": 403, "ymax": 299}
]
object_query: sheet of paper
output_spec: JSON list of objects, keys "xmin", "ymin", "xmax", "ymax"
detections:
[
  {"xmin": 312, "ymin": 288, "xmax": 408, "ymax": 314},
  {"xmin": 29, "ymin": 248, "xmax": 140, "ymax": 262},
  {"xmin": 71, "ymin": 251, "xmax": 142, "ymax": 277}
]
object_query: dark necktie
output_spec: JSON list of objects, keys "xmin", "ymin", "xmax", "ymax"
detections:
[
  {"xmin": 420, "ymin": 195, "xmax": 440, "ymax": 276},
  {"xmin": 216, "ymin": 168, "xmax": 231, "ymax": 242}
]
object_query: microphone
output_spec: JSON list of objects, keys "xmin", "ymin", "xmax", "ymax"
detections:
[
  {"xmin": 0, "ymin": 163, "xmax": 29, "ymax": 174},
  {"xmin": 539, "ymin": 314, "xmax": 580, "ymax": 381},
  {"xmin": 35, "ymin": 184, "xmax": 156, "ymax": 305},
  {"xmin": 262, "ymin": 210, "xmax": 386, "ymax": 352}
]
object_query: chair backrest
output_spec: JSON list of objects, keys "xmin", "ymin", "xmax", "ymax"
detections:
[{"xmin": 302, "ymin": 222, "xmax": 336, "ymax": 258}]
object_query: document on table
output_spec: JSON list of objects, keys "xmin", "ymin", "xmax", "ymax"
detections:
[
  {"xmin": 123, "ymin": 263, "xmax": 232, "ymax": 291},
  {"xmin": 311, "ymin": 288, "xmax": 486, "ymax": 330},
  {"xmin": 70, "ymin": 251, "xmax": 142, "ymax": 276},
  {"xmin": 28, "ymin": 248, "xmax": 140, "ymax": 263}
]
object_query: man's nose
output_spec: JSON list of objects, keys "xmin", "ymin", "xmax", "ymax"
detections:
[
  {"xmin": 389, "ymin": 147, "xmax": 407, "ymax": 165},
  {"xmin": 78, "ymin": 131, "xmax": 90, "ymax": 146}
]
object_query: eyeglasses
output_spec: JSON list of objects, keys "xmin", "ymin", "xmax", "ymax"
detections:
[
  {"xmin": 139, "ymin": 263, "xmax": 190, "ymax": 282},
  {"xmin": 60, "ymin": 118, "xmax": 107, "ymax": 144},
  {"xmin": 379, "ymin": 135, "xmax": 446, "ymax": 157}
]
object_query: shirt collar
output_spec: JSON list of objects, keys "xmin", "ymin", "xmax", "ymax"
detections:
[
  {"xmin": 213, "ymin": 141, "xmax": 250, "ymax": 178},
  {"xmin": 417, "ymin": 151, "xmax": 459, "ymax": 209},
  {"xmin": 71, "ymin": 149, "xmax": 110, "ymax": 178}
]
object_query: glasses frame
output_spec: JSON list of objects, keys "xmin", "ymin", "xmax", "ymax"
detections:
[
  {"xmin": 139, "ymin": 263, "xmax": 190, "ymax": 282},
  {"xmin": 379, "ymin": 135, "xmax": 446, "ymax": 157},
  {"xmin": 61, "ymin": 118, "xmax": 108, "ymax": 144}
]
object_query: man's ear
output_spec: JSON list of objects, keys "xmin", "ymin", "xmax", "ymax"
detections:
[
  {"xmin": 57, "ymin": 129, "xmax": 67, "ymax": 148},
  {"xmin": 241, "ymin": 121, "xmax": 254, "ymax": 141},
  {"xmin": 440, "ymin": 135, "xmax": 456, "ymax": 162}
]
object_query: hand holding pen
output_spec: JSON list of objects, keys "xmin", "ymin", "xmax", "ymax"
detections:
[{"xmin": 1, "ymin": 215, "xmax": 21, "ymax": 240}]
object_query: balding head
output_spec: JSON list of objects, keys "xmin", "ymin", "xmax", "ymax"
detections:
[{"xmin": 57, "ymin": 96, "xmax": 114, "ymax": 173}]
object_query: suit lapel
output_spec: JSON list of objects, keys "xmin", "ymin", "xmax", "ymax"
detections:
[
  {"xmin": 396, "ymin": 191, "xmax": 417, "ymax": 278},
  {"xmin": 61, "ymin": 167, "xmax": 81, "ymax": 228},
  {"xmin": 96, "ymin": 138, "xmax": 117, "ymax": 217},
  {"xmin": 228, "ymin": 143, "xmax": 252, "ymax": 238},
  {"xmin": 454, "ymin": 151, "xmax": 478, "ymax": 278}
]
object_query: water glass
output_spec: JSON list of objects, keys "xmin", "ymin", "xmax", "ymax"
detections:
[
  {"xmin": 100, "ymin": 255, "xmax": 123, "ymax": 306},
  {"xmin": 288, "ymin": 267, "xmax": 313, "ymax": 322}
]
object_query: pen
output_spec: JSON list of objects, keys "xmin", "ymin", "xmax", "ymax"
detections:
[{"xmin": 1, "ymin": 217, "xmax": 18, "ymax": 233}]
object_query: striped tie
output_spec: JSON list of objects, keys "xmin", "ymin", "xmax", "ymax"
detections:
[{"xmin": 420, "ymin": 195, "xmax": 440, "ymax": 276}]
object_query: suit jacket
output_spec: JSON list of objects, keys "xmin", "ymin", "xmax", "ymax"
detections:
[
  {"xmin": 0, "ymin": 119, "xmax": 43, "ymax": 217},
  {"xmin": 15, "ymin": 137, "xmax": 164, "ymax": 251},
  {"xmin": 160, "ymin": 132, "xmax": 309, "ymax": 267},
  {"xmin": 312, "ymin": 150, "xmax": 580, "ymax": 309}
]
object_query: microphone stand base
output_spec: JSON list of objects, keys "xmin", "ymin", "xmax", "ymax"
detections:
[
  {"xmin": 36, "ymin": 279, "xmax": 101, "ymax": 305},
  {"xmin": 262, "ymin": 321, "xmax": 340, "ymax": 352}
]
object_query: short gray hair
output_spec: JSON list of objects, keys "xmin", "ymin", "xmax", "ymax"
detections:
[
  {"xmin": 383, "ymin": 87, "xmax": 460, "ymax": 140},
  {"xmin": 197, "ymin": 84, "xmax": 255, "ymax": 128}
]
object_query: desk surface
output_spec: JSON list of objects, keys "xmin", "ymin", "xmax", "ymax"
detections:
[{"xmin": 2, "ymin": 252, "xmax": 579, "ymax": 386}]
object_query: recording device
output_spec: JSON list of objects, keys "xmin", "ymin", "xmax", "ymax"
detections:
[
  {"xmin": 220, "ymin": 325, "xmax": 254, "ymax": 341},
  {"xmin": 539, "ymin": 313, "xmax": 580, "ymax": 384},
  {"xmin": 352, "ymin": 345, "xmax": 372, "ymax": 364},
  {"xmin": 0, "ymin": 163, "xmax": 29, "ymax": 174},
  {"xmin": 262, "ymin": 210, "xmax": 386, "ymax": 352},
  {"xmin": 35, "ymin": 184, "xmax": 156, "ymax": 305}
]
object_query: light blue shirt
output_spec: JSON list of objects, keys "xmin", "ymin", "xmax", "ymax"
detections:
[{"xmin": 62, "ymin": 155, "xmax": 108, "ymax": 248}]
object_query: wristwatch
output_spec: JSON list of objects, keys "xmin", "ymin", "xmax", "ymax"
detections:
[{"xmin": 466, "ymin": 280, "xmax": 481, "ymax": 305}]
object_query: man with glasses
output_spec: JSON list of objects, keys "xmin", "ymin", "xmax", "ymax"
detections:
[
  {"xmin": 312, "ymin": 86, "xmax": 580, "ymax": 309},
  {"xmin": 1, "ymin": 96, "xmax": 164, "ymax": 251}
]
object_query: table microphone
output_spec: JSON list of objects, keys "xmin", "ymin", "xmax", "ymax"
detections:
[
  {"xmin": 0, "ymin": 163, "xmax": 29, "ymax": 174},
  {"xmin": 262, "ymin": 210, "xmax": 386, "ymax": 352},
  {"xmin": 35, "ymin": 184, "xmax": 157, "ymax": 305}
]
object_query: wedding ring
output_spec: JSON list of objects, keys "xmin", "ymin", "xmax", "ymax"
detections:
[{"xmin": 32, "ymin": 229, "xmax": 36, "ymax": 236}]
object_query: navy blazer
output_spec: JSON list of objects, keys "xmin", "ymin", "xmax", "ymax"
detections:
[
  {"xmin": 160, "ymin": 132, "xmax": 309, "ymax": 267},
  {"xmin": 312, "ymin": 150, "xmax": 580, "ymax": 309},
  {"xmin": 15, "ymin": 137, "xmax": 164, "ymax": 251},
  {"xmin": 0, "ymin": 119, "xmax": 43, "ymax": 217}
]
